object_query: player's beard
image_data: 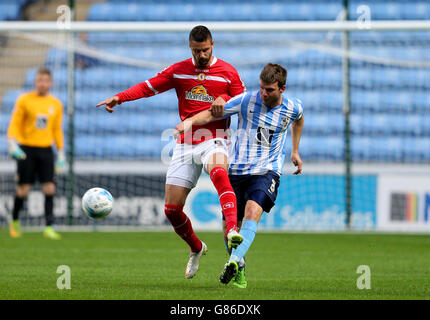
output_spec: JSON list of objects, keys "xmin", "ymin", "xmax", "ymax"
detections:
[
  {"xmin": 196, "ymin": 51, "xmax": 212, "ymax": 68},
  {"xmin": 262, "ymin": 95, "xmax": 279, "ymax": 108},
  {"xmin": 36, "ymin": 87, "xmax": 49, "ymax": 96}
]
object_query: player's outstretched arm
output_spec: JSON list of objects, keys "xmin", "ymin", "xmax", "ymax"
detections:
[
  {"xmin": 291, "ymin": 116, "xmax": 304, "ymax": 175},
  {"xmin": 96, "ymin": 96, "xmax": 120, "ymax": 113}
]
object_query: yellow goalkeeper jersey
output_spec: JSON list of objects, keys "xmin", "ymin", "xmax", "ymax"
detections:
[{"xmin": 7, "ymin": 91, "xmax": 64, "ymax": 149}]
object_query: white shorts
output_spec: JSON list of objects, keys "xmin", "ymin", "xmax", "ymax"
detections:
[{"xmin": 166, "ymin": 138, "xmax": 230, "ymax": 189}]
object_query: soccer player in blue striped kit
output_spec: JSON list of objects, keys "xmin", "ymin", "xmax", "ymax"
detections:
[{"xmin": 175, "ymin": 63, "xmax": 304, "ymax": 287}]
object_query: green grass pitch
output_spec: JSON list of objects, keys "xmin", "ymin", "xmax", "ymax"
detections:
[{"xmin": 0, "ymin": 230, "xmax": 429, "ymax": 300}]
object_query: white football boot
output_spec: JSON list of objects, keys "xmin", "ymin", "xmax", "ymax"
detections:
[
  {"xmin": 227, "ymin": 228, "xmax": 244, "ymax": 249},
  {"xmin": 185, "ymin": 241, "xmax": 208, "ymax": 279}
]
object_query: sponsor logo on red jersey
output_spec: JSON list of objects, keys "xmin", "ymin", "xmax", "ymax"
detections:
[{"xmin": 185, "ymin": 85, "xmax": 214, "ymax": 103}]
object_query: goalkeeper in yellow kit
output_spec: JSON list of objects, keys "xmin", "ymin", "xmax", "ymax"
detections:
[{"xmin": 7, "ymin": 68, "xmax": 65, "ymax": 239}]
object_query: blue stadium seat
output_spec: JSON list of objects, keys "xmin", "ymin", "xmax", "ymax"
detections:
[
  {"xmin": 0, "ymin": 3, "xmax": 20, "ymax": 21},
  {"xmin": 294, "ymin": 90, "xmax": 343, "ymax": 112},
  {"xmin": 0, "ymin": 135, "xmax": 7, "ymax": 157},
  {"xmin": 354, "ymin": 137, "xmax": 422, "ymax": 162},
  {"xmin": 421, "ymin": 115, "xmax": 430, "ymax": 135},
  {"xmin": 305, "ymin": 113, "xmax": 344, "ymax": 135},
  {"xmin": 372, "ymin": 137, "xmax": 403, "ymax": 161},
  {"xmin": 403, "ymin": 138, "xmax": 430, "ymax": 162},
  {"xmin": 72, "ymin": 88, "xmax": 178, "ymax": 113},
  {"xmin": 75, "ymin": 135, "xmax": 170, "ymax": 159},
  {"xmin": 349, "ymin": 2, "xmax": 423, "ymax": 20},
  {"xmin": 76, "ymin": 67, "xmax": 158, "ymax": 89},
  {"xmin": 409, "ymin": 3, "xmax": 430, "ymax": 20},
  {"xmin": 50, "ymin": 91, "xmax": 68, "ymax": 106},
  {"xmin": 2, "ymin": 89, "xmax": 25, "ymax": 113},
  {"xmin": 74, "ymin": 112, "xmax": 179, "ymax": 135},
  {"xmin": 45, "ymin": 49, "xmax": 68, "ymax": 66},
  {"xmin": 299, "ymin": 136, "xmax": 343, "ymax": 161},
  {"xmin": 360, "ymin": 114, "xmax": 391, "ymax": 136},
  {"xmin": 393, "ymin": 115, "xmax": 422, "ymax": 136},
  {"xmin": 4, "ymin": 0, "xmax": 429, "ymax": 163},
  {"xmin": 412, "ymin": 92, "xmax": 430, "ymax": 112},
  {"xmin": 350, "ymin": 31, "xmax": 414, "ymax": 44},
  {"xmin": 309, "ymin": 3, "xmax": 343, "ymax": 20},
  {"xmin": 75, "ymin": 89, "xmax": 116, "ymax": 111},
  {"xmin": 351, "ymin": 137, "xmax": 372, "ymax": 161},
  {"xmin": 0, "ymin": 113, "xmax": 11, "ymax": 135},
  {"xmin": 24, "ymin": 67, "xmax": 68, "ymax": 88},
  {"xmin": 118, "ymin": 90, "xmax": 178, "ymax": 112},
  {"xmin": 87, "ymin": 3, "xmax": 115, "ymax": 21},
  {"xmin": 288, "ymin": 68, "xmax": 342, "ymax": 89},
  {"xmin": 87, "ymin": 2, "xmax": 343, "ymax": 22}
]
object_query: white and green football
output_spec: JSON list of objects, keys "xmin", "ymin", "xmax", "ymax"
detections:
[{"xmin": 81, "ymin": 187, "xmax": 113, "ymax": 219}]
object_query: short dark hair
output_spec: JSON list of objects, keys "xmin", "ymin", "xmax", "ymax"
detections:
[
  {"xmin": 189, "ymin": 25, "xmax": 212, "ymax": 42},
  {"xmin": 36, "ymin": 67, "xmax": 52, "ymax": 77},
  {"xmin": 260, "ymin": 63, "xmax": 287, "ymax": 88}
]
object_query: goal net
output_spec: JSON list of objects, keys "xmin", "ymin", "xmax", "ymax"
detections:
[{"xmin": 0, "ymin": 22, "xmax": 429, "ymax": 231}]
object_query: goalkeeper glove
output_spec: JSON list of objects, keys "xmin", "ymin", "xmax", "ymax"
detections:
[
  {"xmin": 8, "ymin": 139, "xmax": 26, "ymax": 161},
  {"xmin": 55, "ymin": 149, "xmax": 66, "ymax": 175}
]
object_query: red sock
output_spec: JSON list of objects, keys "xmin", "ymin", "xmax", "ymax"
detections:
[
  {"xmin": 210, "ymin": 167, "xmax": 237, "ymax": 232},
  {"xmin": 164, "ymin": 204, "xmax": 202, "ymax": 253}
]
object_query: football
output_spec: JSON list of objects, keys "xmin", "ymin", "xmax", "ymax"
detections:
[{"xmin": 81, "ymin": 187, "xmax": 113, "ymax": 219}]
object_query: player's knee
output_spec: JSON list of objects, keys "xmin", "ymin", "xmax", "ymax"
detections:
[
  {"xmin": 244, "ymin": 201, "xmax": 263, "ymax": 222},
  {"xmin": 205, "ymin": 153, "xmax": 228, "ymax": 174},
  {"xmin": 16, "ymin": 184, "xmax": 31, "ymax": 198},
  {"xmin": 42, "ymin": 183, "xmax": 56, "ymax": 196}
]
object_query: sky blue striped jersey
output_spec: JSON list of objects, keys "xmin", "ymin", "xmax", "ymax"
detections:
[{"xmin": 223, "ymin": 90, "xmax": 303, "ymax": 176}]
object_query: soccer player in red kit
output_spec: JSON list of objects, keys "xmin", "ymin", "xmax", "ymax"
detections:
[{"xmin": 97, "ymin": 26, "xmax": 245, "ymax": 279}]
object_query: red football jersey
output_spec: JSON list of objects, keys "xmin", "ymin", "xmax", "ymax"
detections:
[{"xmin": 116, "ymin": 57, "xmax": 245, "ymax": 144}]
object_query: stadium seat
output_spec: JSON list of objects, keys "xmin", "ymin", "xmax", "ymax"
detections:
[
  {"xmin": 403, "ymin": 138, "xmax": 430, "ymax": 162},
  {"xmin": 421, "ymin": 115, "xmax": 430, "ymax": 135},
  {"xmin": 74, "ymin": 112, "xmax": 179, "ymax": 135},
  {"xmin": 351, "ymin": 137, "xmax": 373, "ymax": 161},
  {"xmin": 371, "ymin": 137, "xmax": 403, "ymax": 162},
  {"xmin": 0, "ymin": 113, "xmax": 11, "ymax": 135},
  {"xmin": 360, "ymin": 114, "xmax": 391, "ymax": 136},
  {"xmin": 3, "ymin": 0, "xmax": 429, "ymax": 164},
  {"xmin": 0, "ymin": 135, "xmax": 7, "ymax": 156},
  {"xmin": 396, "ymin": 115, "xmax": 422, "ymax": 136},
  {"xmin": 0, "ymin": 3, "xmax": 21, "ymax": 21},
  {"xmin": 87, "ymin": 2, "xmax": 343, "ymax": 22},
  {"xmin": 2, "ymin": 89, "xmax": 25, "ymax": 113},
  {"xmin": 299, "ymin": 136, "xmax": 343, "ymax": 161},
  {"xmin": 75, "ymin": 135, "xmax": 170, "ymax": 159},
  {"xmin": 296, "ymin": 90, "xmax": 343, "ymax": 113},
  {"xmin": 45, "ymin": 49, "xmax": 68, "ymax": 67},
  {"xmin": 305, "ymin": 113, "xmax": 344, "ymax": 135}
]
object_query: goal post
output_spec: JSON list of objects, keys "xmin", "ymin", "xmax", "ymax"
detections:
[{"xmin": 0, "ymin": 20, "xmax": 429, "ymax": 232}]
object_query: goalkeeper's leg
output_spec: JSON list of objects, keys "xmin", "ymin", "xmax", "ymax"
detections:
[
  {"xmin": 10, "ymin": 184, "xmax": 31, "ymax": 238},
  {"xmin": 40, "ymin": 153, "xmax": 61, "ymax": 240}
]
